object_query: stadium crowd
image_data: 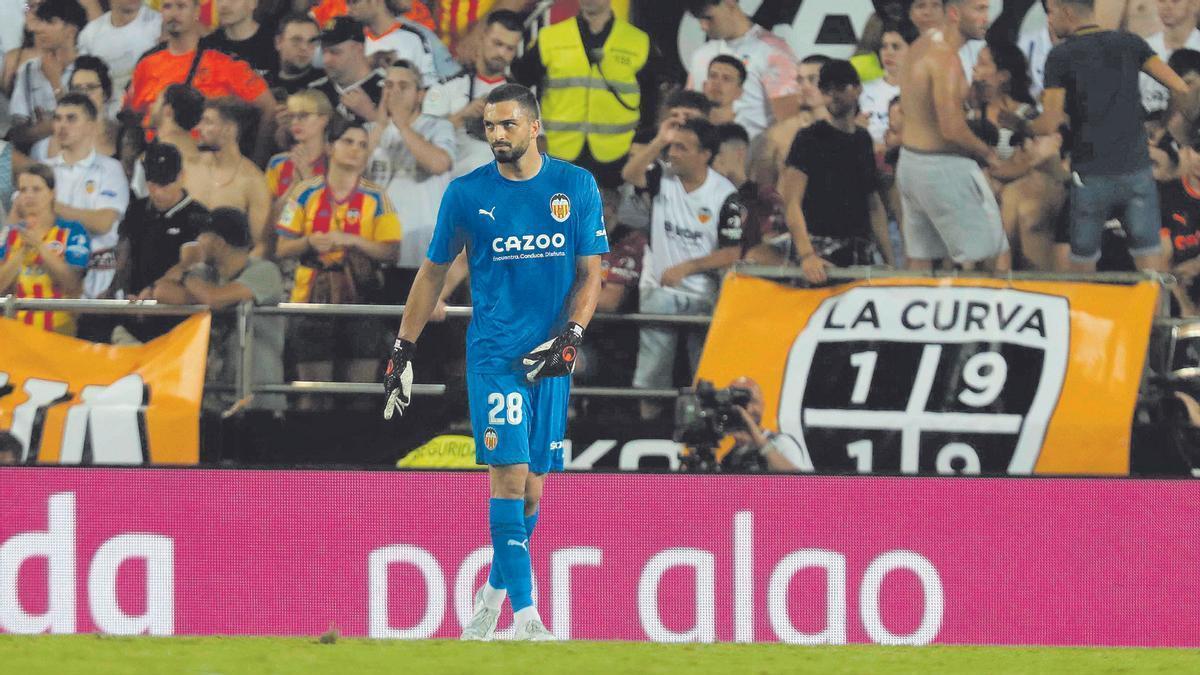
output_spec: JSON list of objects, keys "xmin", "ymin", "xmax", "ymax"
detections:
[{"xmin": 2, "ymin": 0, "xmax": 1200, "ymax": 417}]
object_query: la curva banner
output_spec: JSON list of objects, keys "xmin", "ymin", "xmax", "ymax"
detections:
[{"xmin": 1, "ymin": 468, "xmax": 1197, "ymax": 646}]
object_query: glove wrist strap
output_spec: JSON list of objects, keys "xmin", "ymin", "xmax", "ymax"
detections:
[
  {"xmin": 394, "ymin": 338, "xmax": 417, "ymax": 352},
  {"xmin": 566, "ymin": 322, "xmax": 585, "ymax": 339}
]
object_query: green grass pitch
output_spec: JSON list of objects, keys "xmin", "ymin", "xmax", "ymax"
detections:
[{"xmin": 3, "ymin": 636, "xmax": 1199, "ymax": 674}]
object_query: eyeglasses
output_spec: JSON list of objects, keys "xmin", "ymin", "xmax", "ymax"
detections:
[{"xmin": 71, "ymin": 83, "xmax": 103, "ymax": 93}]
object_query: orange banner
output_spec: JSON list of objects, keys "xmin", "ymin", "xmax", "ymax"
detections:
[
  {"xmin": 696, "ymin": 274, "xmax": 1159, "ymax": 475},
  {"xmin": 0, "ymin": 314, "xmax": 210, "ymax": 465}
]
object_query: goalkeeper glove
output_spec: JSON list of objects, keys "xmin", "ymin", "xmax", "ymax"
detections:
[
  {"xmin": 522, "ymin": 322, "xmax": 584, "ymax": 383},
  {"xmin": 383, "ymin": 338, "xmax": 415, "ymax": 420}
]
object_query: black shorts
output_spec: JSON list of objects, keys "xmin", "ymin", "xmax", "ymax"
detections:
[{"xmin": 289, "ymin": 315, "xmax": 390, "ymax": 363}]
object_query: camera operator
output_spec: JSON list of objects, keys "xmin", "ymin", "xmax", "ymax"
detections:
[{"xmin": 717, "ymin": 376, "xmax": 813, "ymax": 473}]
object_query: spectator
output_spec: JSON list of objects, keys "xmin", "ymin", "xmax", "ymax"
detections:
[
  {"xmin": 123, "ymin": 0, "xmax": 275, "ymax": 161},
  {"xmin": 1026, "ymin": 0, "xmax": 1192, "ymax": 273},
  {"xmin": 0, "ymin": 164, "xmax": 90, "ymax": 335},
  {"xmin": 267, "ymin": 90, "xmax": 331, "ymax": 201},
  {"xmin": 31, "ymin": 56, "xmax": 116, "ymax": 161},
  {"xmin": 76, "ymin": 0, "xmax": 162, "ymax": 110},
  {"xmin": 189, "ymin": 98, "xmax": 272, "ymax": 257},
  {"xmin": 972, "ymin": 39, "xmax": 1065, "ymax": 271},
  {"xmin": 1, "ymin": 1, "xmax": 36, "ymax": 100},
  {"xmin": 387, "ymin": 0, "xmax": 468, "ymax": 85},
  {"xmin": 423, "ymin": 9, "xmax": 522, "ymax": 177},
  {"xmin": 441, "ymin": 0, "xmax": 532, "ymax": 63},
  {"xmin": 1160, "ymin": 125, "xmax": 1200, "ymax": 314},
  {"xmin": 9, "ymin": 0, "xmax": 86, "ymax": 153},
  {"xmin": 0, "ymin": 430, "xmax": 20, "ymax": 464},
  {"xmin": 898, "ymin": 0, "xmax": 1006, "ymax": 272},
  {"xmin": 780, "ymin": 60, "xmax": 893, "ymax": 284},
  {"xmin": 309, "ymin": 17, "xmax": 385, "ymax": 124},
  {"xmin": 1141, "ymin": 0, "xmax": 1200, "ymax": 112},
  {"xmin": 621, "ymin": 89, "xmax": 714, "ymax": 230},
  {"xmin": 621, "ymin": 117, "xmax": 741, "ymax": 420},
  {"xmin": 46, "ymin": 93, "xmax": 130, "ymax": 301},
  {"xmin": 149, "ymin": 207, "xmax": 286, "ymax": 413},
  {"xmin": 349, "ymin": 0, "xmax": 436, "ymax": 79},
  {"xmin": 513, "ymin": 0, "xmax": 655, "ymax": 195},
  {"xmin": 111, "ymin": 142, "xmax": 209, "ymax": 340},
  {"xmin": 860, "ymin": 20, "xmax": 918, "ymax": 149},
  {"xmin": 905, "ymin": 0, "xmax": 983, "ymax": 78},
  {"xmin": 132, "ymin": 84, "xmax": 205, "ymax": 198},
  {"xmin": 369, "ymin": 59, "xmax": 454, "ymax": 299},
  {"xmin": 753, "ymin": 53, "xmax": 829, "ymax": 189},
  {"xmin": 268, "ymin": 14, "xmax": 326, "ymax": 95},
  {"xmin": 275, "ymin": 118, "xmax": 401, "ymax": 408},
  {"xmin": 703, "ymin": 54, "xmax": 746, "ymax": 128},
  {"xmin": 201, "ymin": 0, "xmax": 278, "ymax": 77},
  {"xmin": 711, "ymin": 122, "xmax": 788, "ymax": 265},
  {"xmin": 1019, "ymin": 0, "xmax": 1062, "ymax": 100},
  {"xmin": 716, "ymin": 376, "xmax": 812, "ymax": 472},
  {"xmin": 685, "ymin": 0, "xmax": 801, "ymax": 140}
]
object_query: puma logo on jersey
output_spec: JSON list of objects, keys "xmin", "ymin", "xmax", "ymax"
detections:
[
  {"xmin": 507, "ymin": 538, "xmax": 529, "ymax": 551},
  {"xmin": 479, "ymin": 207, "xmax": 497, "ymax": 220}
]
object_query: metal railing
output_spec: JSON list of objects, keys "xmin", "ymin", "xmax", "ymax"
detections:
[{"xmin": 1, "ymin": 266, "xmax": 1176, "ymax": 411}]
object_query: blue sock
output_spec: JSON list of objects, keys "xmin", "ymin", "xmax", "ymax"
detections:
[
  {"xmin": 489, "ymin": 498, "xmax": 533, "ymax": 611},
  {"xmin": 486, "ymin": 508, "xmax": 538, "ymax": 591}
]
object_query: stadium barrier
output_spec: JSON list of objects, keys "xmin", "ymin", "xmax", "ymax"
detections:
[
  {"xmin": 2, "ymin": 467, "xmax": 1197, "ymax": 645},
  {"xmin": 2, "ymin": 265, "xmax": 1190, "ymax": 470}
]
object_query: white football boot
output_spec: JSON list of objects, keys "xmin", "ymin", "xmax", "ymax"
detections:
[
  {"xmin": 460, "ymin": 586, "xmax": 502, "ymax": 641},
  {"xmin": 513, "ymin": 617, "xmax": 557, "ymax": 641}
]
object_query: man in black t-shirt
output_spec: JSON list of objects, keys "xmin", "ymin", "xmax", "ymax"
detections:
[
  {"xmin": 201, "ymin": 0, "xmax": 280, "ymax": 77},
  {"xmin": 1159, "ymin": 129, "xmax": 1200, "ymax": 314},
  {"xmin": 112, "ymin": 143, "xmax": 210, "ymax": 341},
  {"xmin": 267, "ymin": 14, "xmax": 327, "ymax": 96},
  {"xmin": 779, "ymin": 59, "xmax": 893, "ymax": 284},
  {"xmin": 1026, "ymin": 0, "xmax": 1193, "ymax": 273},
  {"xmin": 308, "ymin": 17, "xmax": 384, "ymax": 124}
]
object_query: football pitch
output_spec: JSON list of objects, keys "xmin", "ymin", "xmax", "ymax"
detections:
[{"xmin": 3, "ymin": 636, "xmax": 1198, "ymax": 674}]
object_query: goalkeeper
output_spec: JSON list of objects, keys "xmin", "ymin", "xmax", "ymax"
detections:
[{"xmin": 382, "ymin": 83, "xmax": 607, "ymax": 641}]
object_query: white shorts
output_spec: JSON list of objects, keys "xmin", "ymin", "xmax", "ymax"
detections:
[{"xmin": 897, "ymin": 148, "xmax": 1007, "ymax": 263}]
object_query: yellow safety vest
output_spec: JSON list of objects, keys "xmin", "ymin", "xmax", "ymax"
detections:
[{"xmin": 538, "ymin": 17, "xmax": 649, "ymax": 164}]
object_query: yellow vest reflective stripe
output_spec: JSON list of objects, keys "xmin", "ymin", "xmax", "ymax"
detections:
[{"xmin": 538, "ymin": 18, "xmax": 649, "ymax": 163}]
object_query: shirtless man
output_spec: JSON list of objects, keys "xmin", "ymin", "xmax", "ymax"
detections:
[
  {"xmin": 897, "ymin": 0, "xmax": 1007, "ymax": 270},
  {"xmin": 754, "ymin": 54, "xmax": 830, "ymax": 189},
  {"xmin": 188, "ymin": 97, "xmax": 272, "ymax": 257},
  {"xmin": 1097, "ymin": 0, "xmax": 1161, "ymax": 35}
]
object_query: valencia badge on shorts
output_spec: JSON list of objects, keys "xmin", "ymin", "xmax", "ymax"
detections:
[{"xmin": 483, "ymin": 427, "xmax": 499, "ymax": 451}]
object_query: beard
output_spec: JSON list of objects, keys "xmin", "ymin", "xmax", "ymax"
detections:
[{"xmin": 491, "ymin": 137, "xmax": 529, "ymax": 164}]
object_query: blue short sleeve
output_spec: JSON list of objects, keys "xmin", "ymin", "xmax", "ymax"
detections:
[
  {"xmin": 427, "ymin": 181, "xmax": 467, "ymax": 264},
  {"xmin": 63, "ymin": 222, "xmax": 91, "ymax": 269},
  {"xmin": 574, "ymin": 171, "xmax": 609, "ymax": 257}
]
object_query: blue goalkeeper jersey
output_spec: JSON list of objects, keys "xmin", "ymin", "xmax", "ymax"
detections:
[{"xmin": 428, "ymin": 155, "xmax": 609, "ymax": 374}]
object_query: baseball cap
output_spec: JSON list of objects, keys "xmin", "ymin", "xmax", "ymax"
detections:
[
  {"xmin": 143, "ymin": 142, "xmax": 183, "ymax": 186},
  {"xmin": 818, "ymin": 59, "xmax": 861, "ymax": 91},
  {"xmin": 198, "ymin": 208, "xmax": 253, "ymax": 249},
  {"xmin": 319, "ymin": 17, "xmax": 366, "ymax": 46}
]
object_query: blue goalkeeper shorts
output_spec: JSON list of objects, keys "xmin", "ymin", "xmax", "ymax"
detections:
[{"xmin": 467, "ymin": 371, "xmax": 570, "ymax": 473}]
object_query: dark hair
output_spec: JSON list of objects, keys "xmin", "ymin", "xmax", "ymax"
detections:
[
  {"xmin": 18, "ymin": 164, "xmax": 57, "ymax": 190},
  {"xmin": 203, "ymin": 97, "xmax": 254, "ymax": 135},
  {"xmin": 164, "ymin": 84, "xmax": 205, "ymax": 131},
  {"xmin": 0, "ymin": 431, "xmax": 21, "ymax": 463},
  {"xmin": 35, "ymin": 0, "xmax": 87, "ymax": 33},
  {"xmin": 800, "ymin": 54, "xmax": 832, "ymax": 67},
  {"xmin": 686, "ymin": 0, "xmax": 722, "ymax": 16},
  {"xmin": 485, "ymin": 83, "xmax": 541, "ymax": 121},
  {"xmin": 879, "ymin": 19, "xmax": 920, "ymax": 46},
  {"xmin": 1170, "ymin": 48, "xmax": 1200, "ymax": 79},
  {"xmin": 985, "ymin": 37, "xmax": 1036, "ymax": 106},
  {"xmin": 71, "ymin": 55, "xmax": 113, "ymax": 102},
  {"xmin": 708, "ymin": 54, "xmax": 747, "ymax": 85},
  {"xmin": 389, "ymin": 58, "xmax": 425, "ymax": 89},
  {"xmin": 486, "ymin": 9, "xmax": 525, "ymax": 33},
  {"xmin": 715, "ymin": 122, "xmax": 750, "ymax": 147},
  {"xmin": 664, "ymin": 88, "xmax": 714, "ymax": 115},
  {"xmin": 818, "ymin": 59, "xmax": 861, "ymax": 91},
  {"xmin": 276, "ymin": 12, "xmax": 319, "ymax": 37},
  {"xmin": 57, "ymin": 92, "xmax": 98, "ymax": 119},
  {"xmin": 1055, "ymin": 0, "xmax": 1095, "ymax": 8},
  {"xmin": 326, "ymin": 115, "xmax": 368, "ymax": 144},
  {"xmin": 678, "ymin": 116, "xmax": 720, "ymax": 161}
]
